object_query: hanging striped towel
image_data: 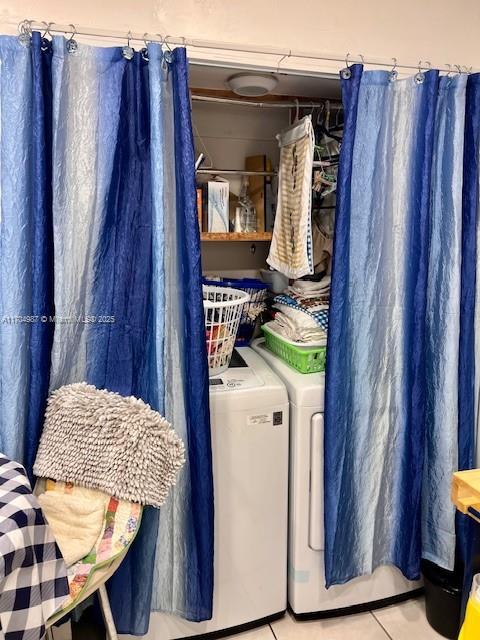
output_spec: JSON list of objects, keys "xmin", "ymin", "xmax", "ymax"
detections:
[{"xmin": 267, "ymin": 115, "xmax": 315, "ymax": 279}]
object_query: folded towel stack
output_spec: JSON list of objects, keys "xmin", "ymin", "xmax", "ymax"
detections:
[
  {"xmin": 287, "ymin": 275, "xmax": 331, "ymax": 303},
  {"xmin": 270, "ymin": 276, "xmax": 330, "ymax": 344}
]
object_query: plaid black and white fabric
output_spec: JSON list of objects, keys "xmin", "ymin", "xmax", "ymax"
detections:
[{"xmin": 0, "ymin": 454, "xmax": 68, "ymax": 640}]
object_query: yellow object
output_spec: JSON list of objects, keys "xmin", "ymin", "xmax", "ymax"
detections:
[
  {"xmin": 459, "ymin": 596, "xmax": 480, "ymax": 639},
  {"xmin": 452, "ymin": 473, "xmax": 480, "ymax": 638},
  {"xmin": 452, "ymin": 470, "xmax": 480, "ymax": 524}
]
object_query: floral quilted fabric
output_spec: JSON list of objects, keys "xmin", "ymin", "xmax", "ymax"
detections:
[{"xmin": 40, "ymin": 480, "xmax": 141, "ymax": 610}]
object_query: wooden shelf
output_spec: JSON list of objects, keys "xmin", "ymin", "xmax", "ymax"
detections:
[
  {"xmin": 201, "ymin": 232, "xmax": 272, "ymax": 242},
  {"xmin": 452, "ymin": 469, "xmax": 480, "ymax": 523},
  {"xmin": 197, "ymin": 169, "xmax": 277, "ymax": 177}
]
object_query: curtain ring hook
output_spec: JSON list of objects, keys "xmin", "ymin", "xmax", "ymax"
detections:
[
  {"xmin": 455, "ymin": 64, "xmax": 463, "ymax": 75},
  {"xmin": 389, "ymin": 57, "xmax": 398, "ymax": 81},
  {"xmin": 17, "ymin": 19, "xmax": 32, "ymax": 46},
  {"xmin": 276, "ymin": 49, "xmax": 291, "ymax": 74},
  {"xmin": 164, "ymin": 35, "xmax": 174, "ymax": 53},
  {"xmin": 141, "ymin": 32, "xmax": 150, "ymax": 61},
  {"xmin": 40, "ymin": 21, "xmax": 53, "ymax": 51},
  {"xmin": 19, "ymin": 19, "xmax": 33, "ymax": 36},
  {"xmin": 65, "ymin": 23, "xmax": 78, "ymax": 53},
  {"xmin": 415, "ymin": 60, "xmax": 425, "ymax": 84},
  {"xmin": 463, "ymin": 65, "xmax": 472, "ymax": 75},
  {"xmin": 424, "ymin": 60, "xmax": 432, "ymax": 70},
  {"xmin": 163, "ymin": 35, "xmax": 174, "ymax": 63},
  {"xmin": 445, "ymin": 63, "xmax": 453, "ymax": 78},
  {"xmin": 357, "ymin": 53, "xmax": 365, "ymax": 65},
  {"xmin": 157, "ymin": 33, "xmax": 169, "ymax": 50},
  {"xmin": 157, "ymin": 34, "xmax": 171, "ymax": 70},
  {"xmin": 45, "ymin": 22, "xmax": 54, "ymax": 38},
  {"xmin": 17, "ymin": 19, "xmax": 28, "ymax": 35},
  {"xmin": 341, "ymin": 53, "xmax": 352, "ymax": 79},
  {"xmin": 156, "ymin": 33, "xmax": 168, "ymax": 65},
  {"xmin": 122, "ymin": 30, "xmax": 135, "ymax": 60},
  {"xmin": 66, "ymin": 23, "xmax": 77, "ymax": 42}
]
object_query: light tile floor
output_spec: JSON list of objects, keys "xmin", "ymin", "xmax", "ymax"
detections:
[
  {"xmin": 222, "ymin": 597, "xmax": 444, "ymax": 640},
  {"xmin": 52, "ymin": 596, "xmax": 445, "ymax": 639}
]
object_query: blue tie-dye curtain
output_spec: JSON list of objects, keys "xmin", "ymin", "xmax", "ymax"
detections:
[
  {"xmin": 0, "ymin": 33, "xmax": 213, "ymax": 635},
  {"xmin": 325, "ymin": 66, "xmax": 477, "ymax": 587},
  {"xmin": 0, "ymin": 32, "xmax": 55, "ymax": 469},
  {"xmin": 459, "ymin": 74, "xmax": 480, "ymax": 617}
]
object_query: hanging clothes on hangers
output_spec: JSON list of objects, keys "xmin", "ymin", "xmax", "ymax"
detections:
[{"xmin": 267, "ymin": 115, "xmax": 315, "ymax": 279}]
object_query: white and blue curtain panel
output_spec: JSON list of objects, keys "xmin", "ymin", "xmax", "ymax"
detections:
[
  {"xmin": 325, "ymin": 65, "xmax": 480, "ymax": 587},
  {"xmin": 0, "ymin": 32, "xmax": 213, "ymax": 635}
]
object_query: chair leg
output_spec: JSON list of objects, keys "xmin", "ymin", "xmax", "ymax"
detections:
[
  {"xmin": 98, "ymin": 584, "xmax": 119, "ymax": 640},
  {"xmin": 45, "ymin": 628, "xmax": 55, "ymax": 640}
]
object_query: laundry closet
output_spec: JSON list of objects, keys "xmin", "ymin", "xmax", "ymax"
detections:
[
  {"xmin": 142, "ymin": 62, "xmax": 421, "ymax": 640},
  {"xmin": 190, "ymin": 64, "xmax": 342, "ymax": 281}
]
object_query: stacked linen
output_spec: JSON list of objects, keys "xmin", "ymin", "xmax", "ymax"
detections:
[
  {"xmin": 287, "ymin": 275, "xmax": 330, "ymax": 303},
  {"xmin": 271, "ymin": 305, "xmax": 326, "ymax": 343},
  {"xmin": 271, "ymin": 276, "xmax": 330, "ymax": 344}
]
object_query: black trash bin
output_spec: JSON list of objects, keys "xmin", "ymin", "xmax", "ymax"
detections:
[{"xmin": 422, "ymin": 559, "xmax": 463, "ymax": 639}]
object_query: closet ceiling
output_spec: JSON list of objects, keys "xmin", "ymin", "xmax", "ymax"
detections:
[{"xmin": 189, "ymin": 64, "xmax": 341, "ymax": 99}]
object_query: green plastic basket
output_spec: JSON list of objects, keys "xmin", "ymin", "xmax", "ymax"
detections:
[{"xmin": 261, "ymin": 323, "xmax": 327, "ymax": 374}]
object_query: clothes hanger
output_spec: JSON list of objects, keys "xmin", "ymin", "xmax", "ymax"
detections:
[
  {"xmin": 316, "ymin": 103, "xmax": 325, "ymax": 126},
  {"xmin": 318, "ymin": 127, "xmax": 342, "ymax": 144},
  {"xmin": 192, "ymin": 120, "xmax": 214, "ymax": 169},
  {"xmin": 294, "ymin": 99, "xmax": 300, "ymax": 123}
]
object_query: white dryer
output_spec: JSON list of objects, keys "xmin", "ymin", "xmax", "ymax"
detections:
[
  {"xmin": 252, "ymin": 339, "xmax": 422, "ymax": 618},
  {"xmin": 146, "ymin": 347, "xmax": 289, "ymax": 639}
]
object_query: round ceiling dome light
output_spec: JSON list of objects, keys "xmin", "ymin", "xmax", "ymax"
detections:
[{"xmin": 226, "ymin": 73, "xmax": 278, "ymax": 97}]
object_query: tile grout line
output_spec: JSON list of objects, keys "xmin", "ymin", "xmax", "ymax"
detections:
[
  {"xmin": 269, "ymin": 622, "xmax": 279, "ymax": 640},
  {"xmin": 370, "ymin": 610, "xmax": 394, "ymax": 640}
]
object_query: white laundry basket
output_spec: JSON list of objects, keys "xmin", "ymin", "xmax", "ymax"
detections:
[{"xmin": 203, "ymin": 285, "xmax": 250, "ymax": 377}]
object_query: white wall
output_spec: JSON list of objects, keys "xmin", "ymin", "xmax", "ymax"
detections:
[
  {"xmin": 193, "ymin": 101, "xmax": 287, "ymax": 195},
  {"xmin": 1, "ymin": 0, "xmax": 480, "ymax": 74}
]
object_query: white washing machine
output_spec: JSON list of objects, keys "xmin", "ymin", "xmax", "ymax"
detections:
[
  {"xmin": 252, "ymin": 339, "xmax": 422, "ymax": 618},
  {"xmin": 146, "ymin": 347, "xmax": 289, "ymax": 639}
]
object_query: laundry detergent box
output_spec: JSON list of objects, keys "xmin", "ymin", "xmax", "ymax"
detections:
[{"xmin": 206, "ymin": 180, "xmax": 229, "ymax": 232}]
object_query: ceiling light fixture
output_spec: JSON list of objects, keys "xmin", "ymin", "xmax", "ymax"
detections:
[{"xmin": 226, "ymin": 72, "xmax": 278, "ymax": 97}]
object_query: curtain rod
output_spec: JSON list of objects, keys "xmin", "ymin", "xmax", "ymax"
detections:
[
  {"xmin": 20, "ymin": 20, "xmax": 473, "ymax": 76},
  {"xmin": 191, "ymin": 95, "xmax": 342, "ymax": 108}
]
